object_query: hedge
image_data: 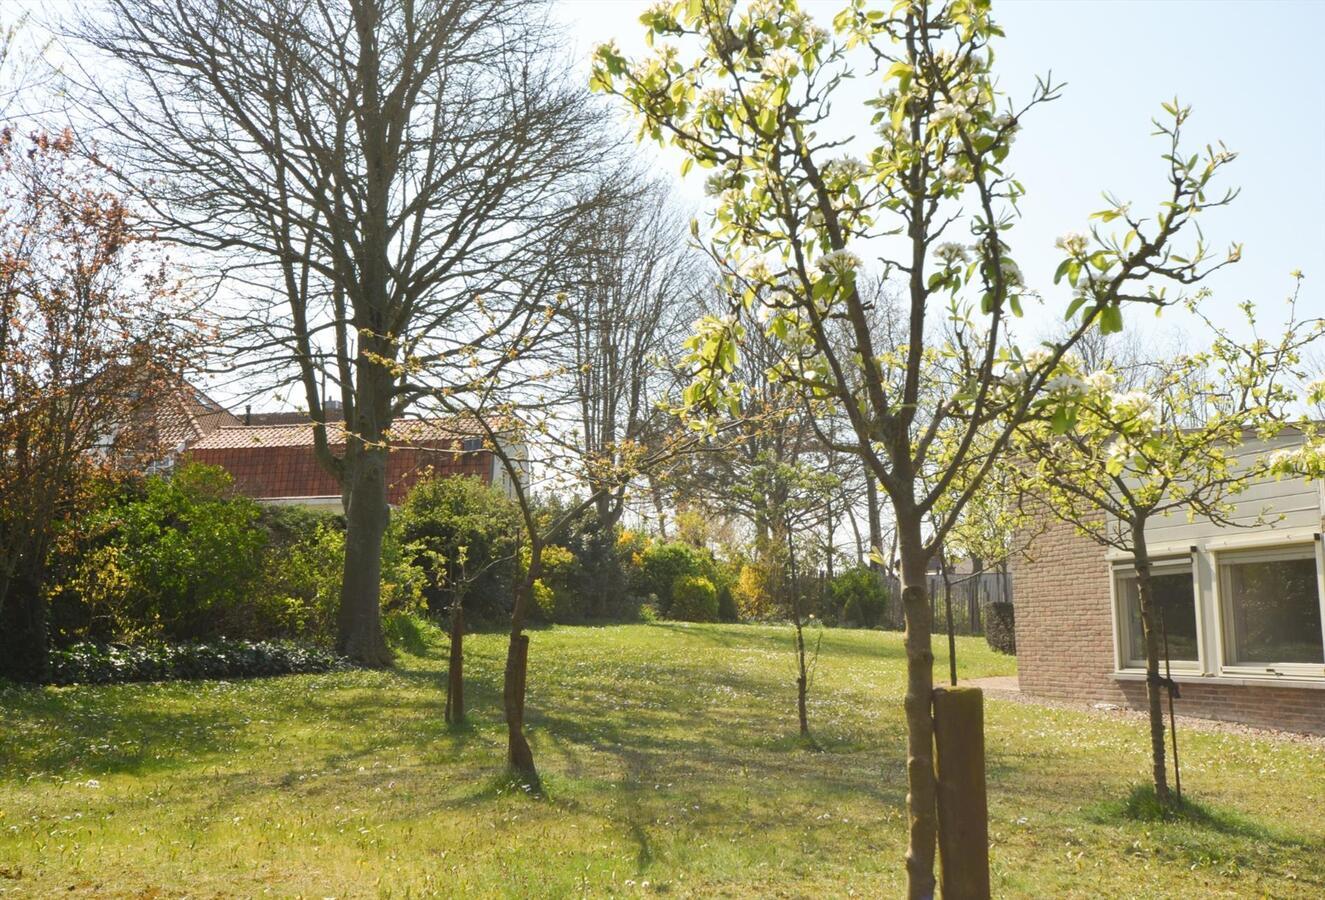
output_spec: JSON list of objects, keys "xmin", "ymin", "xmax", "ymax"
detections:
[
  {"xmin": 47, "ymin": 640, "xmax": 349, "ymax": 685},
  {"xmin": 985, "ymin": 601, "xmax": 1016, "ymax": 655}
]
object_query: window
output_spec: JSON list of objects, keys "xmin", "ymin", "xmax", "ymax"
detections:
[
  {"xmin": 1115, "ymin": 561, "xmax": 1200, "ymax": 670},
  {"xmin": 1219, "ymin": 545, "xmax": 1324, "ymax": 673}
]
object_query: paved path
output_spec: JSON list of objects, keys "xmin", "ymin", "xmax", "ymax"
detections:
[{"xmin": 965, "ymin": 675, "xmax": 1019, "ymax": 694}]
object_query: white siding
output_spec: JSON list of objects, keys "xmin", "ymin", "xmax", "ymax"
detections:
[{"xmin": 1141, "ymin": 432, "xmax": 1323, "ymax": 549}]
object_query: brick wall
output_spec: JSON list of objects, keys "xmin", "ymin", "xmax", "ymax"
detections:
[{"xmin": 1013, "ymin": 514, "xmax": 1325, "ymax": 735}]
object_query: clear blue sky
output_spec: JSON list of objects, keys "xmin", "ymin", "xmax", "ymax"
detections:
[{"xmin": 556, "ymin": 0, "xmax": 1325, "ymax": 342}]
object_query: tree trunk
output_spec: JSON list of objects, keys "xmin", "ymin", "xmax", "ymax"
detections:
[
  {"xmin": 445, "ymin": 602, "xmax": 465, "ymax": 725},
  {"xmin": 940, "ymin": 551, "xmax": 957, "ymax": 688},
  {"xmin": 336, "ymin": 444, "xmax": 393, "ymax": 667},
  {"xmin": 897, "ymin": 513, "xmax": 938, "ymax": 900},
  {"xmin": 1130, "ymin": 522, "xmax": 1171, "ymax": 802},
  {"xmin": 649, "ymin": 474, "xmax": 669, "ymax": 540},
  {"xmin": 784, "ymin": 524, "xmax": 810, "ymax": 738},
  {"xmin": 504, "ymin": 540, "xmax": 540, "ymax": 782}
]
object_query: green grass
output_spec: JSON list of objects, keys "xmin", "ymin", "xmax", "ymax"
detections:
[{"xmin": 2, "ymin": 623, "xmax": 1323, "ymax": 897}]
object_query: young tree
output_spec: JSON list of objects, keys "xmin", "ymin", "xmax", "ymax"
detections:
[
  {"xmin": 593, "ymin": 1, "xmax": 1237, "ymax": 893},
  {"xmin": 76, "ymin": 0, "xmax": 608, "ymax": 665},
  {"xmin": 0, "ymin": 129, "xmax": 197, "ymax": 680},
  {"xmin": 1015, "ymin": 299, "xmax": 1324, "ymax": 802}
]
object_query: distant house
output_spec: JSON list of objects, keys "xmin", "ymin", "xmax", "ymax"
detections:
[
  {"xmin": 1012, "ymin": 431, "xmax": 1325, "ymax": 734},
  {"xmin": 186, "ymin": 413, "xmax": 521, "ymax": 508},
  {"xmin": 142, "ymin": 384, "xmax": 522, "ymax": 508}
]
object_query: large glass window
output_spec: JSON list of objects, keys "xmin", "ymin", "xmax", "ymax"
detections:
[
  {"xmin": 1116, "ymin": 563, "xmax": 1199, "ymax": 668},
  {"xmin": 1219, "ymin": 547, "xmax": 1324, "ymax": 670}
]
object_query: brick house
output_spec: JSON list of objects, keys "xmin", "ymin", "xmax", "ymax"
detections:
[
  {"xmin": 141, "ymin": 384, "xmax": 521, "ymax": 508},
  {"xmin": 1012, "ymin": 432, "xmax": 1325, "ymax": 734},
  {"xmin": 183, "ymin": 413, "xmax": 522, "ymax": 508}
]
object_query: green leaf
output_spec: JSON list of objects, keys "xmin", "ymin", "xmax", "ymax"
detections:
[{"xmin": 1098, "ymin": 305, "xmax": 1123, "ymax": 335}]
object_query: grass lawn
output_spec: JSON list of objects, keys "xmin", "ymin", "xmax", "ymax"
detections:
[{"xmin": 2, "ymin": 623, "xmax": 1323, "ymax": 898}]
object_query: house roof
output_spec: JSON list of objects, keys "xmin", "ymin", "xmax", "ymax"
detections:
[
  {"xmin": 189, "ymin": 415, "xmax": 495, "ymax": 451},
  {"xmin": 154, "ymin": 385, "xmax": 241, "ymax": 449}
]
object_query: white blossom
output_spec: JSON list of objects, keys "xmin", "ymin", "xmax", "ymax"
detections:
[
  {"xmin": 824, "ymin": 155, "xmax": 868, "ymax": 182},
  {"xmin": 762, "ymin": 47, "xmax": 800, "ymax": 80},
  {"xmin": 931, "ymin": 101, "xmax": 971, "ymax": 126},
  {"xmin": 1056, "ymin": 231, "xmax": 1089, "ymax": 256},
  {"xmin": 704, "ymin": 172, "xmax": 731, "ymax": 197},
  {"xmin": 1044, "ymin": 374, "xmax": 1088, "ymax": 396},
  {"xmin": 740, "ymin": 256, "xmax": 771, "ymax": 281},
  {"xmin": 935, "ymin": 242, "xmax": 970, "ymax": 265},
  {"xmin": 1111, "ymin": 390, "xmax": 1157, "ymax": 429},
  {"xmin": 1085, "ymin": 370, "xmax": 1117, "ymax": 393},
  {"xmin": 699, "ymin": 85, "xmax": 729, "ymax": 108},
  {"xmin": 816, "ymin": 249, "xmax": 862, "ymax": 276}
]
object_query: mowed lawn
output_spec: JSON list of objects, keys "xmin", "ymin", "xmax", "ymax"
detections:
[{"xmin": 2, "ymin": 624, "xmax": 1323, "ymax": 898}]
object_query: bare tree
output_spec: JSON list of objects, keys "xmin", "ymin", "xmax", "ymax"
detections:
[
  {"xmin": 73, "ymin": 0, "xmax": 609, "ymax": 665},
  {"xmin": 560, "ymin": 174, "xmax": 703, "ymax": 531}
]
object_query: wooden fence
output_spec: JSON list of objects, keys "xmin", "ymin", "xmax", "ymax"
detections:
[{"xmin": 878, "ymin": 570, "xmax": 1013, "ymax": 636}]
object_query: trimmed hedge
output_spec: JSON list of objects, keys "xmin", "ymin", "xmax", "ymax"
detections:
[
  {"xmin": 48, "ymin": 640, "xmax": 349, "ymax": 685},
  {"xmin": 985, "ymin": 601, "xmax": 1016, "ymax": 655}
]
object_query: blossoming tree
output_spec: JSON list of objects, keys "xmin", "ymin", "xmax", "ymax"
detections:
[
  {"xmin": 1014, "ymin": 292, "xmax": 1324, "ymax": 802},
  {"xmin": 592, "ymin": 0, "xmax": 1239, "ymax": 894}
]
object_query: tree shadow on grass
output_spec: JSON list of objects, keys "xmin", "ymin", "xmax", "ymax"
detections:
[
  {"xmin": 0, "ymin": 684, "xmax": 246, "ymax": 778},
  {"xmin": 1087, "ymin": 783, "xmax": 1315, "ymax": 846}
]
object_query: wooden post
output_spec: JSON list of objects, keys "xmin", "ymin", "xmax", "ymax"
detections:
[{"xmin": 933, "ymin": 686, "xmax": 991, "ymax": 900}]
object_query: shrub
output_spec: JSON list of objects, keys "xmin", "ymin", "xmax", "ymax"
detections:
[
  {"xmin": 828, "ymin": 566, "xmax": 889, "ymax": 628},
  {"xmin": 395, "ymin": 475, "xmax": 521, "ymax": 623},
  {"xmin": 636, "ymin": 542, "xmax": 707, "ymax": 616},
  {"xmin": 732, "ymin": 562, "xmax": 777, "ymax": 620},
  {"xmin": 524, "ymin": 544, "xmax": 585, "ymax": 623},
  {"xmin": 256, "ymin": 512, "xmax": 346, "ymax": 641},
  {"xmin": 47, "ymin": 640, "xmax": 347, "ymax": 685},
  {"xmin": 670, "ymin": 575, "xmax": 718, "ymax": 622},
  {"xmin": 49, "ymin": 464, "xmax": 270, "ymax": 642},
  {"xmin": 985, "ymin": 601, "xmax": 1016, "ymax": 655}
]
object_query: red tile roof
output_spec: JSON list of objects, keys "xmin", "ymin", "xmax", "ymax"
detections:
[{"xmin": 190, "ymin": 416, "xmax": 492, "ymax": 451}]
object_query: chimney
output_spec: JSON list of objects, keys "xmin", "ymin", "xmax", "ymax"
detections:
[{"xmin": 244, "ymin": 405, "xmax": 251, "ymax": 425}]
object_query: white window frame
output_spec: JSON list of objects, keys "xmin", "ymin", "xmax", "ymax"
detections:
[
  {"xmin": 1110, "ymin": 555, "xmax": 1204, "ymax": 674},
  {"xmin": 1212, "ymin": 539, "xmax": 1325, "ymax": 679}
]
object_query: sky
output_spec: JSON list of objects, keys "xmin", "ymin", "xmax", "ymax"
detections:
[
  {"xmin": 9, "ymin": 0, "xmax": 1324, "ymax": 405},
  {"xmin": 554, "ymin": 0, "xmax": 1325, "ymax": 343}
]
